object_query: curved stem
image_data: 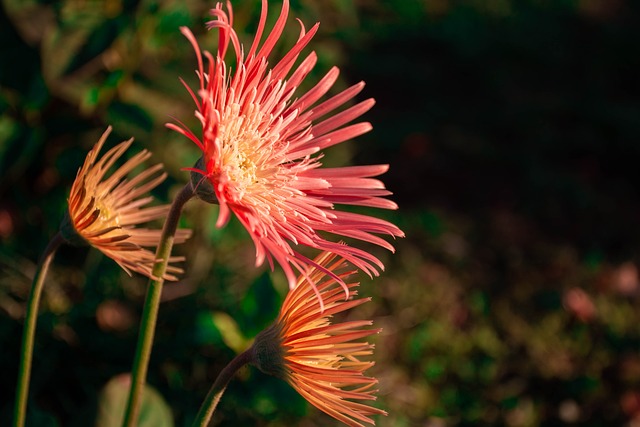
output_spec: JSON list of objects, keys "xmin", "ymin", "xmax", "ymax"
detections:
[
  {"xmin": 123, "ymin": 184, "xmax": 194, "ymax": 427},
  {"xmin": 13, "ymin": 232, "xmax": 64, "ymax": 427},
  {"xmin": 192, "ymin": 349, "xmax": 254, "ymax": 427}
]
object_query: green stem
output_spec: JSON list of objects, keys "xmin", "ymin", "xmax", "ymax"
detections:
[
  {"xmin": 13, "ymin": 232, "xmax": 64, "ymax": 427},
  {"xmin": 123, "ymin": 183, "xmax": 194, "ymax": 427},
  {"xmin": 192, "ymin": 349, "xmax": 254, "ymax": 427}
]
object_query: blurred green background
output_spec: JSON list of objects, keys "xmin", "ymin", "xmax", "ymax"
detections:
[{"xmin": 2, "ymin": 0, "xmax": 640, "ymax": 425}]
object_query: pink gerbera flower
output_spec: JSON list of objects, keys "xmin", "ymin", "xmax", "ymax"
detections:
[
  {"xmin": 169, "ymin": 0, "xmax": 403, "ymax": 292},
  {"xmin": 252, "ymin": 251, "xmax": 386, "ymax": 427},
  {"xmin": 63, "ymin": 127, "xmax": 191, "ymax": 280}
]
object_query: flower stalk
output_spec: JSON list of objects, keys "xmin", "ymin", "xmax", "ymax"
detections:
[
  {"xmin": 122, "ymin": 183, "xmax": 194, "ymax": 427},
  {"xmin": 191, "ymin": 349, "xmax": 254, "ymax": 427},
  {"xmin": 13, "ymin": 231, "xmax": 64, "ymax": 427}
]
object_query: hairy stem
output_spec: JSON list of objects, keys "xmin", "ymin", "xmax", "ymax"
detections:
[
  {"xmin": 123, "ymin": 184, "xmax": 194, "ymax": 427},
  {"xmin": 192, "ymin": 349, "xmax": 254, "ymax": 427},
  {"xmin": 13, "ymin": 232, "xmax": 64, "ymax": 427}
]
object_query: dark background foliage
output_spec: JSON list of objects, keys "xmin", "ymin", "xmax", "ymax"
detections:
[{"xmin": 2, "ymin": 0, "xmax": 640, "ymax": 425}]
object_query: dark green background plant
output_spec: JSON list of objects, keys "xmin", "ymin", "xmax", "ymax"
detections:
[{"xmin": 2, "ymin": 0, "xmax": 640, "ymax": 425}]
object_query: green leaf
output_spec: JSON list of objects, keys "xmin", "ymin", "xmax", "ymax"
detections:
[
  {"xmin": 240, "ymin": 272, "xmax": 280, "ymax": 336},
  {"xmin": 212, "ymin": 311, "xmax": 250, "ymax": 354},
  {"xmin": 95, "ymin": 374, "xmax": 173, "ymax": 427},
  {"xmin": 195, "ymin": 310, "xmax": 250, "ymax": 353}
]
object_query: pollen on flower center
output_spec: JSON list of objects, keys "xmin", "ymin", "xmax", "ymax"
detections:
[
  {"xmin": 218, "ymin": 106, "xmax": 277, "ymax": 201},
  {"xmin": 96, "ymin": 200, "xmax": 121, "ymax": 228},
  {"xmin": 230, "ymin": 145, "xmax": 259, "ymax": 183},
  {"xmin": 220, "ymin": 139, "xmax": 261, "ymax": 200}
]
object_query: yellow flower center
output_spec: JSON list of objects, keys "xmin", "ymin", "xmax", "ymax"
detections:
[
  {"xmin": 218, "ymin": 103, "xmax": 275, "ymax": 201},
  {"xmin": 95, "ymin": 199, "xmax": 121, "ymax": 229}
]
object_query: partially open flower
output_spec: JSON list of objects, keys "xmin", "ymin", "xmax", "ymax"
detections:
[
  {"xmin": 252, "ymin": 252, "xmax": 386, "ymax": 427},
  {"xmin": 169, "ymin": 0, "xmax": 403, "ymax": 291},
  {"xmin": 62, "ymin": 126, "xmax": 191, "ymax": 280}
]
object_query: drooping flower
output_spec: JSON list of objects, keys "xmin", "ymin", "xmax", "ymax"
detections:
[
  {"xmin": 62, "ymin": 126, "xmax": 191, "ymax": 280},
  {"xmin": 252, "ymin": 251, "xmax": 386, "ymax": 427},
  {"xmin": 169, "ymin": 0, "xmax": 403, "ymax": 291}
]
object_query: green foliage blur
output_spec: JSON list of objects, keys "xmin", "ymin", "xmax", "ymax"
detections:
[{"xmin": 2, "ymin": 0, "xmax": 640, "ymax": 426}]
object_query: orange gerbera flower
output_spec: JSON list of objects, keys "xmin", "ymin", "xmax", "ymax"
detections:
[
  {"xmin": 62, "ymin": 127, "xmax": 191, "ymax": 280},
  {"xmin": 169, "ymin": 0, "xmax": 403, "ymax": 291},
  {"xmin": 252, "ymin": 252, "xmax": 386, "ymax": 427}
]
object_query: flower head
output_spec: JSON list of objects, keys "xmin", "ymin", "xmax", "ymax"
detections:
[
  {"xmin": 62, "ymin": 126, "xmax": 191, "ymax": 280},
  {"xmin": 252, "ymin": 252, "xmax": 386, "ymax": 427},
  {"xmin": 169, "ymin": 0, "xmax": 403, "ymax": 290}
]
